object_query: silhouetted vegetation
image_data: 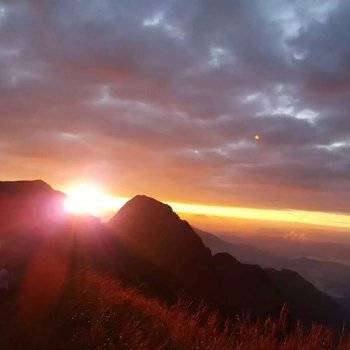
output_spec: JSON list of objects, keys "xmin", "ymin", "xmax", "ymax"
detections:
[{"xmin": 2, "ymin": 271, "xmax": 349, "ymax": 350}]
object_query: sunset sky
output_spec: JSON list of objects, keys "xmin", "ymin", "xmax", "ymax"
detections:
[{"xmin": 1, "ymin": 1, "xmax": 350, "ymax": 232}]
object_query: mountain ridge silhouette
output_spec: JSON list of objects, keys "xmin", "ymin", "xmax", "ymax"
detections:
[{"xmin": 0, "ymin": 180, "xmax": 347, "ymax": 326}]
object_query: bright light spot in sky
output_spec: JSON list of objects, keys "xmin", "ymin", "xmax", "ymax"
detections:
[
  {"xmin": 255, "ymin": 134, "xmax": 261, "ymax": 141},
  {"xmin": 64, "ymin": 184, "xmax": 125, "ymax": 216}
]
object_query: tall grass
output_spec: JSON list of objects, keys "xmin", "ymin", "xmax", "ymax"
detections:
[
  {"xmin": 49, "ymin": 272, "xmax": 350, "ymax": 350},
  {"xmin": 2, "ymin": 270, "xmax": 349, "ymax": 349}
]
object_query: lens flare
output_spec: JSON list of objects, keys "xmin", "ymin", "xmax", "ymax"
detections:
[{"xmin": 64, "ymin": 184, "xmax": 114, "ymax": 216}]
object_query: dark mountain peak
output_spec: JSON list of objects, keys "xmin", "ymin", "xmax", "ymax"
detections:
[
  {"xmin": 0, "ymin": 180, "xmax": 66, "ymax": 229},
  {"xmin": 109, "ymin": 195, "xmax": 206, "ymax": 251},
  {"xmin": 0, "ymin": 180, "xmax": 54, "ymax": 195},
  {"xmin": 109, "ymin": 195, "xmax": 213, "ymax": 292},
  {"xmin": 111, "ymin": 195, "xmax": 178, "ymax": 225}
]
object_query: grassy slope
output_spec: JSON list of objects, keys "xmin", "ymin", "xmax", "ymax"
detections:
[{"xmin": 2, "ymin": 270, "xmax": 349, "ymax": 350}]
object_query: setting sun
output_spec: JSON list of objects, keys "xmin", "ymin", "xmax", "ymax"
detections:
[{"xmin": 64, "ymin": 184, "xmax": 117, "ymax": 216}]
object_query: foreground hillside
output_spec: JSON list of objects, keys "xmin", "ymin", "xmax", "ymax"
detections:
[{"xmin": 2, "ymin": 271, "xmax": 350, "ymax": 350}]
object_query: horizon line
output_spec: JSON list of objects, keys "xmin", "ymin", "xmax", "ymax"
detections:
[{"xmin": 96, "ymin": 195, "xmax": 350, "ymax": 230}]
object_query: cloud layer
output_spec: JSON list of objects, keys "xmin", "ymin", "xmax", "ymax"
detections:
[{"xmin": 1, "ymin": 0, "xmax": 350, "ymax": 212}]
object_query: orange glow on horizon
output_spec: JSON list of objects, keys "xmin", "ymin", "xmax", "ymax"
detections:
[
  {"xmin": 62, "ymin": 186, "xmax": 350, "ymax": 230},
  {"xmin": 168, "ymin": 201, "xmax": 350, "ymax": 230}
]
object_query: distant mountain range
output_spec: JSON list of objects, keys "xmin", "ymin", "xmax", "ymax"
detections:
[
  {"xmin": 0, "ymin": 180, "xmax": 348, "ymax": 329},
  {"xmin": 199, "ymin": 230, "xmax": 350, "ymax": 299},
  {"xmin": 218, "ymin": 232, "xmax": 350, "ymax": 267}
]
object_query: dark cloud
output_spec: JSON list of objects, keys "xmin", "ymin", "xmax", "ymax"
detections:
[{"xmin": 1, "ymin": 0, "xmax": 350, "ymax": 212}]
